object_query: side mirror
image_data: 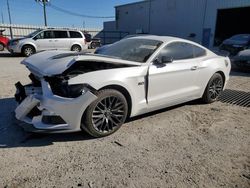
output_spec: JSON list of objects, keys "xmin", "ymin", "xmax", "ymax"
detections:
[{"xmin": 161, "ymin": 56, "xmax": 173, "ymax": 63}]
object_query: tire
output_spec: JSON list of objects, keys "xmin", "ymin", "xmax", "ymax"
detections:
[
  {"xmin": 0, "ymin": 43, "xmax": 4, "ymax": 51},
  {"xmin": 90, "ymin": 43, "xmax": 97, "ymax": 49},
  {"xmin": 71, "ymin": 45, "xmax": 81, "ymax": 52},
  {"xmin": 22, "ymin": 45, "xmax": 35, "ymax": 57},
  {"xmin": 202, "ymin": 73, "xmax": 224, "ymax": 103},
  {"xmin": 82, "ymin": 89, "xmax": 128, "ymax": 137}
]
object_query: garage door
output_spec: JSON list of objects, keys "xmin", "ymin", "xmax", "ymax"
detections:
[{"xmin": 214, "ymin": 6, "xmax": 250, "ymax": 46}]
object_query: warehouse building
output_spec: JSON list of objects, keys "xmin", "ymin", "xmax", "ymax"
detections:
[{"xmin": 104, "ymin": 0, "xmax": 250, "ymax": 48}]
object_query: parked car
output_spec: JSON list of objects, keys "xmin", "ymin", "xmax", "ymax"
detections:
[
  {"xmin": 232, "ymin": 48, "xmax": 250, "ymax": 70},
  {"xmin": 94, "ymin": 43, "xmax": 110, "ymax": 54},
  {"xmin": 89, "ymin": 38, "xmax": 101, "ymax": 49},
  {"xmin": 0, "ymin": 29, "xmax": 9, "ymax": 51},
  {"xmin": 8, "ymin": 28, "xmax": 88, "ymax": 57},
  {"xmin": 83, "ymin": 33, "xmax": 92, "ymax": 43},
  {"xmin": 219, "ymin": 34, "xmax": 250, "ymax": 56},
  {"xmin": 14, "ymin": 36, "xmax": 231, "ymax": 137}
]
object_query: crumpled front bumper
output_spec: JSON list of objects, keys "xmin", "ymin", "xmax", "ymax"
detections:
[{"xmin": 15, "ymin": 79, "xmax": 97, "ymax": 133}]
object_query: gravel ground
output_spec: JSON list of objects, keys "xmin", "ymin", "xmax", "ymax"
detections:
[{"xmin": 0, "ymin": 51, "xmax": 249, "ymax": 188}]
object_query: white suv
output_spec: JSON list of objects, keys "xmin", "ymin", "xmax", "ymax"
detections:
[{"xmin": 8, "ymin": 29, "xmax": 88, "ymax": 57}]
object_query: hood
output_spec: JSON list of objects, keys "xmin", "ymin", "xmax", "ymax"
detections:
[
  {"xmin": 10, "ymin": 37, "xmax": 26, "ymax": 42},
  {"xmin": 237, "ymin": 49, "xmax": 250, "ymax": 56},
  {"xmin": 233, "ymin": 49, "xmax": 250, "ymax": 61},
  {"xmin": 223, "ymin": 39, "xmax": 248, "ymax": 46},
  {"xmin": 21, "ymin": 50, "xmax": 141, "ymax": 77}
]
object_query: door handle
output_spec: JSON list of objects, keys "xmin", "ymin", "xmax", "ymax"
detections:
[
  {"xmin": 54, "ymin": 40, "xmax": 58, "ymax": 42},
  {"xmin": 49, "ymin": 40, "xmax": 53, "ymax": 42},
  {"xmin": 191, "ymin": 66, "xmax": 198, "ymax": 71}
]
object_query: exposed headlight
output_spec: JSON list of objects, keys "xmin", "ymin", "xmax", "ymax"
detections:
[{"xmin": 67, "ymin": 84, "xmax": 88, "ymax": 97}]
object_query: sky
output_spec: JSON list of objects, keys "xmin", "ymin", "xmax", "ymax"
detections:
[{"xmin": 0, "ymin": 0, "xmax": 139, "ymax": 29}]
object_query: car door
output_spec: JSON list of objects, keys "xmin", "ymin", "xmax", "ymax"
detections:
[
  {"xmin": 147, "ymin": 42, "xmax": 201, "ymax": 109},
  {"xmin": 33, "ymin": 30, "xmax": 55, "ymax": 51},
  {"xmin": 53, "ymin": 30, "xmax": 70, "ymax": 50}
]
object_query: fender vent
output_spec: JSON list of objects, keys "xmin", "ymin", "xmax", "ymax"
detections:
[{"xmin": 219, "ymin": 89, "xmax": 250, "ymax": 108}]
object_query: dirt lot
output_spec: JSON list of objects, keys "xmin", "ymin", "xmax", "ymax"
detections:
[{"xmin": 0, "ymin": 51, "xmax": 249, "ymax": 188}]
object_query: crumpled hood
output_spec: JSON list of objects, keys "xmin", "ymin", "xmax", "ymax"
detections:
[{"xmin": 21, "ymin": 50, "xmax": 141, "ymax": 77}]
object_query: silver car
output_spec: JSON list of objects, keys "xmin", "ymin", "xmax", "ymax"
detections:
[
  {"xmin": 8, "ymin": 28, "xmax": 87, "ymax": 57},
  {"xmin": 15, "ymin": 36, "xmax": 231, "ymax": 137}
]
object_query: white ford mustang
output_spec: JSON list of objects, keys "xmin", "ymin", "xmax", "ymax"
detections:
[{"xmin": 15, "ymin": 36, "xmax": 231, "ymax": 137}]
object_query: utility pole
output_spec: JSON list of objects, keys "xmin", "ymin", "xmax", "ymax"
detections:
[
  {"xmin": 43, "ymin": 0, "xmax": 47, "ymax": 26},
  {"xmin": 1, "ymin": 12, "xmax": 4, "ymax": 24},
  {"xmin": 83, "ymin": 20, "xmax": 85, "ymax": 29},
  {"xmin": 36, "ymin": 0, "xmax": 49, "ymax": 26},
  {"xmin": 6, "ymin": 0, "xmax": 13, "ymax": 38}
]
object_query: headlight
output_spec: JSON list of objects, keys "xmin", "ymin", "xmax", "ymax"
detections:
[
  {"xmin": 67, "ymin": 84, "xmax": 88, "ymax": 97},
  {"xmin": 12, "ymin": 40, "xmax": 19, "ymax": 45}
]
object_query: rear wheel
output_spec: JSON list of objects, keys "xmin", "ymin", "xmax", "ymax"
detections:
[
  {"xmin": 0, "ymin": 43, "xmax": 4, "ymax": 51},
  {"xmin": 22, "ymin": 45, "xmax": 35, "ymax": 57},
  {"xmin": 202, "ymin": 73, "xmax": 224, "ymax": 103},
  {"xmin": 71, "ymin": 45, "xmax": 81, "ymax": 52},
  {"xmin": 82, "ymin": 89, "xmax": 128, "ymax": 137}
]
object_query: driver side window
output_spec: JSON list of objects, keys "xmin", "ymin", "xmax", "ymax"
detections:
[
  {"xmin": 34, "ymin": 32, "xmax": 44, "ymax": 40},
  {"xmin": 157, "ymin": 42, "xmax": 194, "ymax": 61}
]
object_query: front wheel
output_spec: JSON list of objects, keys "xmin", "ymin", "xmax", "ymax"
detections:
[
  {"xmin": 202, "ymin": 73, "xmax": 224, "ymax": 103},
  {"xmin": 22, "ymin": 45, "xmax": 35, "ymax": 57},
  {"xmin": 82, "ymin": 89, "xmax": 128, "ymax": 137},
  {"xmin": 0, "ymin": 43, "xmax": 4, "ymax": 51}
]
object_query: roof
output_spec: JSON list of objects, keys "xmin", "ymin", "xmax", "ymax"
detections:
[
  {"xmin": 127, "ymin": 35, "xmax": 208, "ymax": 49},
  {"xmin": 128, "ymin": 35, "xmax": 185, "ymax": 43},
  {"xmin": 42, "ymin": 28, "xmax": 83, "ymax": 32},
  {"xmin": 115, "ymin": 0, "xmax": 147, "ymax": 8}
]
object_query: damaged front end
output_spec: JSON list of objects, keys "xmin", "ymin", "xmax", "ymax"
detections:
[
  {"xmin": 14, "ymin": 51, "xmax": 140, "ymax": 132},
  {"xmin": 14, "ymin": 73, "xmax": 97, "ymax": 133}
]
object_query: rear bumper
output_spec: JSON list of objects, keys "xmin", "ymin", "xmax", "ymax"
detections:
[
  {"xmin": 15, "ymin": 80, "xmax": 97, "ymax": 133},
  {"xmin": 233, "ymin": 59, "xmax": 250, "ymax": 68}
]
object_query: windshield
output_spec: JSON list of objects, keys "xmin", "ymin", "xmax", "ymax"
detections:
[
  {"xmin": 95, "ymin": 38, "xmax": 163, "ymax": 63},
  {"xmin": 26, "ymin": 29, "xmax": 43, "ymax": 38},
  {"xmin": 230, "ymin": 34, "xmax": 250, "ymax": 42}
]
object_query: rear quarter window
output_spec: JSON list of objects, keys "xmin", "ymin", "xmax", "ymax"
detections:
[
  {"xmin": 193, "ymin": 45, "xmax": 206, "ymax": 57},
  {"xmin": 70, "ymin": 31, "xmax": 83, "ymax": 38},
  {"xmin": 159, "ymin": 42, "xmax": 194, "ymax": 60}
]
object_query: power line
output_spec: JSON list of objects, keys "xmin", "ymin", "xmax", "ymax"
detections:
[{"xmin": 48, "ymin": 3, "xmax": 115, "ymax": 19}]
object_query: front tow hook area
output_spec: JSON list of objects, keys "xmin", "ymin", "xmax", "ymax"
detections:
[{"xmin": 15, "ymin": 82, "xmax": 26, "ymax": 103}]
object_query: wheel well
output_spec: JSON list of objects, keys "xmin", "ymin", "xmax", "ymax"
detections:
[
  {"xmin": 216, "ymin": 71, "xmax": 226, "ymax": 85},
  {"xmin": 100, "ymin": 85, "xmax": 132, "ymax": 118},
  {"xmin": 21, "ymin": 44, "xmax": 36, "ymax": 52}
]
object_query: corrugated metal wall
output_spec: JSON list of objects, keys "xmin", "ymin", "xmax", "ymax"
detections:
[{"xmin": 114, "ymin": 0, "xmax": 250, "ymax": 47}]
